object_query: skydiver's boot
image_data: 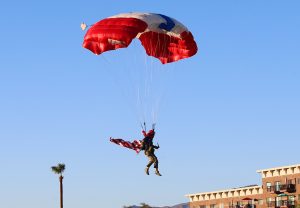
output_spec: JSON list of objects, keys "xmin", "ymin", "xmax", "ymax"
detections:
[
  {"xmin": 155, "ymin": 168, "xmax": 162, "ymax": 176},
  {"xmin": 145, "ymin": 167, "xmax": 149, "ymax": 175}
]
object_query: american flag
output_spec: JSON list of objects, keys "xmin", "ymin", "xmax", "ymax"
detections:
[{"xmin": 110, "ymin": 137, "xmax": 142, "ymax": 153}]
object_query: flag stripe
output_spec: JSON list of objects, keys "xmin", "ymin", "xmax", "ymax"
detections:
[{"xmin": 110, "ymin": 138, "xmax": 142, "ymax": 153}]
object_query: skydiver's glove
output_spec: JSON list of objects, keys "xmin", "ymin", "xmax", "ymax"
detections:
[
  {"xmin": 152, "ymin": 123, "xmax": 156, "ymax": 130},
  {"xmin": 156, "ymin": 143, "xmax": 160, "ymax": 149}
]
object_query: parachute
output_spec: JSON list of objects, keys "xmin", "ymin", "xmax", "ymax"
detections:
[
  {"xmin": 82, "ymin": 13, "xmax": 197, "ymax": 174},
  {"xmin": 82, "ymin": 12, "xmax": 198, "ymax": 126},
  {"xmin": 82, "ymin": 12, "xmax": 198, "ymax": 64}
]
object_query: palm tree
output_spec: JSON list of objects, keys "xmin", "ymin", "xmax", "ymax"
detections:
[{"xmin": 51, "ymin": 163, "xmax": 65, "ymax": 208}]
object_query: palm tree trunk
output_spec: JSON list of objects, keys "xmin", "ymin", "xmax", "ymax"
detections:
[{"xmin": 59, "ymin": 175, "xmax": 63, "ymax": 208}]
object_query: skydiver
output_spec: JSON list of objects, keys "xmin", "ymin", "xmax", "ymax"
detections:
[{"xmin": 140, "ymin": 124, "xmax": 162, "ymax": 176}]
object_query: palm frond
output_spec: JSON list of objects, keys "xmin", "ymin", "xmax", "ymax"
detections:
[
  {"xmin": 51, "ymin": 166, "xmax": 59, "ymax": 174},
  {"xmin": 58, "ymin": 163, "xmax": 65, "ymax": 172},
  {"xmin": 51, "ymin": 163, "xmax": 66, "ymax": 175}
]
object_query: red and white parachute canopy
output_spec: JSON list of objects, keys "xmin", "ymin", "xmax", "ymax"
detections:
[{"xmin": 82, "ymin": 12, "xmax": 198, "ymax": 64}]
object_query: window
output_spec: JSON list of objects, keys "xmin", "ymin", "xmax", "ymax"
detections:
[
  {"xmin": 266, "ymin": 198, "xmax": 272, "ymax": 207},
  {"xmin": 275, "ymin": 181, "xmax": 281, "ymax": 192},
  {"xmin": 210, "ymin": 204, "xmax": 216, "ymax": 208},
  {"xmin": 266, "ymin": 182, "xmax": 272, "ymax": 192},
  {"xmin": 289, "ymin": 195, "xmax": 295, "ymax": 205},
  {"xmin": 275, "ymin": 197, "xmax": 281, "ymax": 207},
  {"xmin": 289, "ymin": 196, "xmax": 295, "ymax": 201},
  {"xmin": 200, "ymin": 205, "xmax": 205, "ymax": 208},
  {"xmin": 258, "ymin": 199, "xmax": 263, "ymax": 205}
]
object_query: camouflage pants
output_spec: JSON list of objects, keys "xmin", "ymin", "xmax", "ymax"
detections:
[{"xmin": 146, "ymin": 153, "xmax": 158, "ymax": 168}]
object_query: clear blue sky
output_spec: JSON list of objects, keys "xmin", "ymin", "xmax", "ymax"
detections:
[{"xmin": 1, "ymin": 1, "xmax": 300, "ymax": 208}]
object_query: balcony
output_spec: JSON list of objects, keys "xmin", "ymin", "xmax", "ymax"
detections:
[
  {"xmin": 266, "ymin": 184, "xmax": 296, "ymax": 193},
  {"xmin": 244, "ymin": 204, "xmax": 256, "ymax": 208},
  {"xmin": 229, "ymin": 205, "xmax": 256, "ymax": 208},
  {"xmin": 286, "ymin": 184, "xmax": 296, "ymax": 193},
  {"xmin": 267, "ymin": 200, "xmax": 296, "ymax": 208}
]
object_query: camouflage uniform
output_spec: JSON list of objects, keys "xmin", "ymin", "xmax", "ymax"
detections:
[
  {"xmin": 141, "ymin": 129, "xmax": 161, "ymax": 176},
  {"xmin": 144, "ymin": 140, "xmax": 159, "ymax": 169}
]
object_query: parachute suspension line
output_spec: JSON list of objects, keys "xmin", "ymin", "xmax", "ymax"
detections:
[
  {"xmin": 150, "ymin": 31, "xmax": 165, "ymax": 124},
  {"xmin": 99, "ymin": 52, "xmax": 115, "ymax": 65},
  {"xmin": 153, "ymin": 33, "xmax": 170, "ymax": 124},
  {"xmin": 140, "ymin": 122, "xmax": 147, "ymax": 131},
  {"xmin": 151, "ymin": 33, "xmax": 159, "ymax": 124},
  {"xmin": 150, "ymin": 31, "xmax": 159, "ymax": 124},
  {"xmin": 129, "ymin": 39, "xmax": 150, "ymax": 125},
  {"xmin": 130, "ymin": 40, "xmax": 141, "ymax": 123},
  {"xmin": 130, "ymin": 39, "xmax": 149, "ymax": 125},
  {"xmin": 141, "ymin": 49, "xmax": 147, "ymax": 125},
  {"xmin": 144, "ymin": 32, "xmax": 154, "ymax": 125},
  {"xmin": 151, "ymin": 107, "xmax": 156, "ymax": 125},
  {"xmin": 100, "ymin": 45, "xmax": 142, "ymax": 125},
  {"xmin": 137, "ymin": 85, "xmax": 146, "ymax": 126},
  {"xmin": 100, "ymin": 54, "xmax": 126, "ymax": 99},
  {"xmin": 138, "ymin": 31, "xmax": 173, "ymax": 125},
  {"xmin": 143, "ymin": 36, "xmax": 152, "ymax": 125}
]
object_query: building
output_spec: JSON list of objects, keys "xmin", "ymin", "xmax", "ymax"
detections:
[{"xmin": 186, "ymin": 164, "xmax": 300, "ymax": 208}]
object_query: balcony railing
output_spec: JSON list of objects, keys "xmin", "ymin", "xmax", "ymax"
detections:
[
  {"xmin": 267, "ymin": 200, "xmax": 296, "ymax": 208},
  {"xmin": 266, "ymin": 184, "xmax": 296, "ymax": 193},
  {"xmin": 287, "ymin": 184, "xmax": 296, "ymax": 193},
  {"xmin": 229, "ymin": 205, "xmax": 256, "ymax": 208}
]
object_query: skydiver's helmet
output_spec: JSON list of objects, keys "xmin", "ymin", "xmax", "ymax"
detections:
[{"xmin": 146, "ymin": 129, "xmax": 155, "ymax": 138}]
